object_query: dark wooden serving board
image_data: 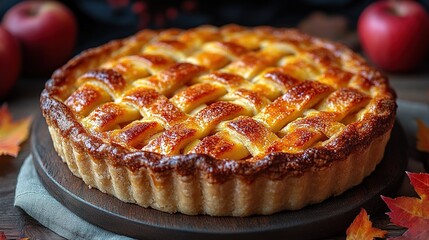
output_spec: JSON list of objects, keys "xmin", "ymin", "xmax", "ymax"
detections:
[{"xmin": 31, "ymin": 115, "xmax": 407, "ymax": 240}]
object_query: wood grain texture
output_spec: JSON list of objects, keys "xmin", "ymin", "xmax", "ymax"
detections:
[
  {"xmin": 32, "ymin": 113, "xmax": 407, "ymax": 240},
  {"xmin": 0, "ymin": 79, "xmax": 65, "ymax": 240}
]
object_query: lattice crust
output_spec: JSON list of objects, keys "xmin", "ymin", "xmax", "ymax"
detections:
[{"xmin": 41, "ymin": 25, "xmax": 396, "ymax": 216}]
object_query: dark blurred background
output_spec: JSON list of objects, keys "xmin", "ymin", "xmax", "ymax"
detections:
[
  {"xmin": 1, "ymin": 0, "xmax": 428, "ymax": 54},
  {"xmin": 1, "ymin": 0, "xmax": 429, "ymax": 93}
]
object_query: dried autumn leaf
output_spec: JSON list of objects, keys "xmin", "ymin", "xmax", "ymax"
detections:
[
  {"xmin": 0, "ymin": 104, "xmax": 32, "ymax": 157},
  {"xmin": 0, "ymin": 232, "xmax": 28, "ymax": 240},
  {"xmin": 382, "ymin": 172, "xmax": 429, "ymax": 240},
  {"xmin": 346, "ymin": 208, "xmax": 387, "ymax": 240},
  {"xmin": 416, "ymin": 119, "xmax": 429, "ymax": 152}
]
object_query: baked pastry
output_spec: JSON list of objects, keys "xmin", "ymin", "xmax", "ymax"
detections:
[{"xmin": 41, "ymin": 25, "xmax": 396, "ymax": 216}]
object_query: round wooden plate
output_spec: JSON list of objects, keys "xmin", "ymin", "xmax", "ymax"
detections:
[{"xmin": 31, "ymin": 115, "xmax": 407, "ymax": 240}]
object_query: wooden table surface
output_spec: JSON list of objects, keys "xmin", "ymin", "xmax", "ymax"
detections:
[
  {"xmin": 0, "ymin": 68, "xmax": 428, "ymax": 239},
  {"xmin": 0, "ymin": 78, "xmax": 66, "ymax": 240}
]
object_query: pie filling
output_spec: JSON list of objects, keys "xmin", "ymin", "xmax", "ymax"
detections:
[{"xmin": 41, "ymin": 25, "xmax": 396, "ymax": 216}]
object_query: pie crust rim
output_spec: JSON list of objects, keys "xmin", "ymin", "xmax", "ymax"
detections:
[{"xmin": 40, "ymin": 25, "xmax": 396, "ymax": 216}]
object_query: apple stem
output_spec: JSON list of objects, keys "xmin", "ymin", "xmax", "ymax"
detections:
[
  {"xmin": 26, "ymin": 5, "xmax": 39, "ymax": 17},
  {"xmin": 388, "ymin": 0, "xmax": 406, "ymax": 17}
]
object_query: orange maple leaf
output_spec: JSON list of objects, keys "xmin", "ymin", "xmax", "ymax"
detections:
[
  {"xmin": 417, "ymin": 120, "xmax": 429, "ymax": 153},
  {"xmin": 382, "ymin": 172, "xmax": 429, "ymax": 240},
  {"xmin": 0, "ymin": 104, "xmax": 32, "ymax": 157},
  {"xmin": 346, "ymin": 208, "xmax": 387, "ymax": 240}
]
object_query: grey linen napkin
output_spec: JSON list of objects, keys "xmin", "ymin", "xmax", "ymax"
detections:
[
  {"xmin": 13, "ymin": 100, "xmax": 429, "ymax": 239},
  {"xmin": 14, "ymin": 155, "xmax": 134, "ymax": 240}
]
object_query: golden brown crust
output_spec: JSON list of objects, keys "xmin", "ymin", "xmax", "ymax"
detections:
[{"xmin": 41, "ymin": 25, "xmax": 396, "ymax": 216}]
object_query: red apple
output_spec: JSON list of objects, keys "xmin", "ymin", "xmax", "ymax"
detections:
[
  {"xmin": 0, "ymin": 26, "xmax": 21, "ymax": 98},
  {"xmin": 358, "ymin": 0, "xmax": 429, "ymax": 72},
  {"xmin": 2, "ymin": 0, "xmax": 77, "ymax": 76}
]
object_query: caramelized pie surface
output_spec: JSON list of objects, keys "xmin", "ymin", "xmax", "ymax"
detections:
[{"xmin": 41, "ymin": 25, "xmax": 396, "ymax": 216}]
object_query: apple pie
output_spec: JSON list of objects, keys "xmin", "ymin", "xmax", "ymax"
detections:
[{"xmin": 41, "ymin": 25, "xmax": 396, "ymax": 216}]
